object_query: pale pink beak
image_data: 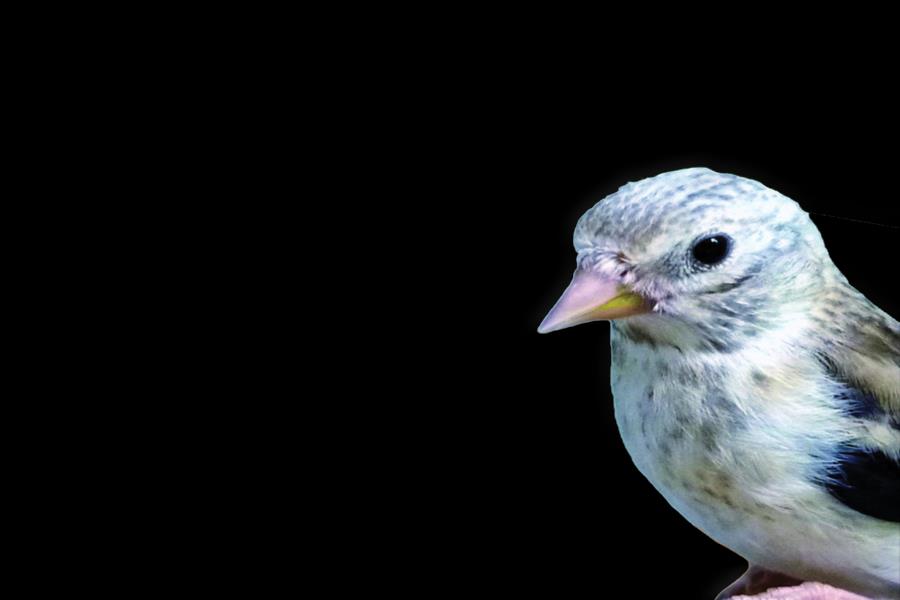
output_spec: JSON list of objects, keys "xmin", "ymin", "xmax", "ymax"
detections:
[{"xmin": 537, "ymin": 269, "xmax": 652, "ymax": 334}]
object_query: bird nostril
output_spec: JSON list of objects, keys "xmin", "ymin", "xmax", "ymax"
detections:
[{"xmin": 615, "ymin": 252, "xmax": 631, "ymax": 280}]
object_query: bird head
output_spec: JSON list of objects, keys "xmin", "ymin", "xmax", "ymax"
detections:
[{"xmin": 538, "ymin": 168, "xmax": 837, "ymax": 352}]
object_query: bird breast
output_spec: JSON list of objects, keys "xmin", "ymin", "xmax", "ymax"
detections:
[{"xmin": 608, "ymin": 326, "xmax": 899, "ymax": 596}]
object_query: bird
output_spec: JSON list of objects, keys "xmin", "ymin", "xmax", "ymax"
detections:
[{"xmin": 537, "ymin": 168, "xmax": 900, "ymax": 599}]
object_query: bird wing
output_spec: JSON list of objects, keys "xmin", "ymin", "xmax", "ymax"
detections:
[{"xmin": 817, "ymin": 298, "xmax": 900, "ymax": 523}]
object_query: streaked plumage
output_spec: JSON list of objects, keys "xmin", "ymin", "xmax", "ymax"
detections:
[{"xmin": 540, "ymin": 168, "xmax": 900, "ymax": 599}]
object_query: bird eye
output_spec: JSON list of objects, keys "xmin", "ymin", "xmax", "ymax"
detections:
[{"xmin": 692, "ymin": 234, "xmax": 731, "ymax": 265}]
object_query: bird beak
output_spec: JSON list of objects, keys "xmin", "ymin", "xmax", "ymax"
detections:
[{"xmin": 538, "ymin": 269, "xmax": 652, "ymax": 334}]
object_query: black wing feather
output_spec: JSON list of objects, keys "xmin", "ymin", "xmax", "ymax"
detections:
[
  {"xmin": 825, "ymin": 445, "xmax": 900, "ymax": 522},
  {"xmin": 818, "ymin": 358, "xmax": 900, "ymax": 522},
  {"xmin": 814, "ymin": 294, "xmax": 900, "ymax": 521}
]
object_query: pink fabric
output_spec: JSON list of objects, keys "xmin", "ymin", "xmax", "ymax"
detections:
[{"xmin": 731, "ymin": 582, "xmax": 872, "ymax": 599}]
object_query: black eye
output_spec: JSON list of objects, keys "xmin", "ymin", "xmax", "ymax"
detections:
[{"xmin": 692, "ymin": 235, "xmax": 731, "ymax": 265}]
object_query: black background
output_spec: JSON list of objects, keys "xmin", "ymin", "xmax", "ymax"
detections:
[{"xmin": 345, "ymin": 119, "xmax": 899, "ymax": 597}]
